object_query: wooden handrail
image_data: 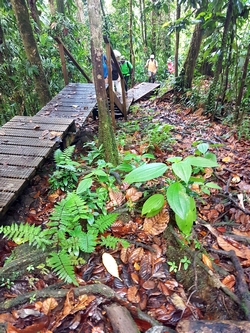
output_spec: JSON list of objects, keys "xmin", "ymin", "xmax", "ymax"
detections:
[{"xmin": 54, "ymin": 37, "xmax": 92, "ymax": 84}]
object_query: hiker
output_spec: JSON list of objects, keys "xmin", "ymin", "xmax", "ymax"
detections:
[
  {"xmin": 145, "ymin": 54, "xmax": 158, "ymax": 83},
  {"xmin": 111, "ymin": 60, "xmax": 122, "ymax": 96},
  {"xmin": 102, "ymin": 54, "xmax": 108, "ymax": 83},
  {"xmin": 166, "ymin": 59, "xmax": 174, "ymax": 76},
  {"xmin": 120, "ymin": 55, "xmax": 133, "ymax": 93}
]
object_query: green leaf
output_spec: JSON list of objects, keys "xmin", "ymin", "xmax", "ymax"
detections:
[
  {"xmin": 167, "ymin": 182, "xmax": 190, "ymax": 220},
  {"xmin": 205, "ymin": 182, "xmax": 221, "ymax": 189},
  {"xmin": 124, "ymin": 163, "xmax": 167, "ymax": 184},
  {"xmin": 92, "ymin": 169, "xmax": 108, "ymax": 177},
  {"xmin": 172, "ymin": 160, "xmax": 192, "ymax": 184},
  {"xmin": 185, "ymin": 156, "xmax": 218, "ymax": 167},
  {"xmin": 175, "ymin": 197, "xmax": 196, "ymax": 235},
  {"xmin": 115, "ymin": 163, "xmax": 134, "ymax": 172},
  {"xmin": 167, "ymin": 156, "xmax": 182, "ymax": 163},
  {"xmin": 197, "ymin": 143, "xmax": 209, "ymax": 154},
  {"xmin": 189, "ymin": 176, "xmax": 205, "ymax": 183},
  {"xmin": 76, "ymin": 178, "xmax": 92, "ymax": 194},
  {"xmin": 142, "ymin": 153, "xmax": 155, "ymax": 159},
  {"xmin": 141, "ymin": 194, "xmax": 165, "ymax": 217},
  {"xmin": 204, "ymin": 152, "xmax": 217, "ymax": 163}
]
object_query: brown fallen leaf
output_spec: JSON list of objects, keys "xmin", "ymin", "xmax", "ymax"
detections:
[
  {"xmin": 143, "ymin": 208, "xmax": 169, "ymax": 236},
  {"xmin": 202, "ymin": 253, "xmax": 214, "ymax": 271},
  {"xmin": 217, "ymin": 235, "xmax": 250, "ymax": 264},
  {"xmin": 221, "ymin": 274, "xmax": 236, "ymax": 290},
  {"xmin": 125, "ymin": 187, "xmax": 143, "ymax": 202},
  {"xmin": 127, "ymin": 286, "xmax": 140, "ymax": 303}
]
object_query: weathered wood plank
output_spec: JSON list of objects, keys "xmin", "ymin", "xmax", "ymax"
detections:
[{"xmin": 0, "ymin": 155, "xmax": 44, "ymax": 167}]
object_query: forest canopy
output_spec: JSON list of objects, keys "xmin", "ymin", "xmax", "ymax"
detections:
[{"xmin": 0, "ymin": 0, "xmax": 250, "ymax": 134}]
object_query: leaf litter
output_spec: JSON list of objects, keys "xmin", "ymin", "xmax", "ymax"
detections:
[{"xmin": 0, "ymin": 91, "xmax": 250, "ymax": 332}]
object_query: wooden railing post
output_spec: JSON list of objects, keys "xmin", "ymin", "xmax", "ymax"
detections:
[{"xmin": 57, "ymin": 39, "xmax": 69, "ymax": 85}]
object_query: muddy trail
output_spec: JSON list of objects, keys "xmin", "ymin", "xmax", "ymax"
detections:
[{"xmin": 0, "ymin": 91, "xmax": 250, "ymax": 333}]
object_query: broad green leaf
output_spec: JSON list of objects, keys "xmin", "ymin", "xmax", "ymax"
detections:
[
  {"xmin": 142, "ymin": 153, "xmax": 155, "ymax": 159},
  {"xmin": 76, "ymin": 178, "xmax": 92, "ymax": 194},
  {"xmin": 92, "ymin": 169, "xmax": 108, "ymax": 177},
  {"xmin": 115, "ymin": 163, "xmax": 133, "ymax": 172},
  {"xmin": 185, "ymin": 156, "xmax": 218, "ymax": 167},
  {"xmin": 197, "ymin": 143, "xmax": 209, "ymax": 154},
  {"xmin": 189, "ymin": 176, "xmax": 205, "ymax": 183},
  {"xmin": 167, "ymin": 156, "xmax": 182, "ymax": 163},
  {"xmin": 205, "ymin": 182, "xmax": 222, "ymax": 189},
  {"xmin": 167, "ymin": 182, "xmax": 190, "ymax": 220},
  {"xmin": 141, "ymin": 194, "xmax": 165, "ymax": 217},
  {"xmin": 172, "ymin": 160, "xmax": 192, "ymax": 184},
  {"xmin": 204, "ymin": 152, "xmax": 217, "ymax": 163},
  {"xmin": 124, "ymin": 163, "xmax": 167, "ymax": 184},
  {"xmin": 175, "ymin": 197, "xmax": 196, "ymax": 235}
]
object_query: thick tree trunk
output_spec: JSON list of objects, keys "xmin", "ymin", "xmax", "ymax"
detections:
[
  {"xmin": 206, "ymin": 0, "xmax": 233, "ymax": 118},
  {"xmin": 129, "ymin": 0, "xmax": 135, "ymax": 87},
  {"xmin": 235, "ymin": 42, "xmax": 250, "ymax": 124},
  {"xmin": 10, "ymin": 0, "xmax": 51, "ymax": 107},
  {"xmin": 87, "ymin": 0, "xmax": 119, "ymax": 166},
  {"xmin": 181, "ymin": 22, "xmax": 203, "ymax": 89},
  {"xmin": 174, "ymin": 2, "xmax": 180, "ymax": 77}
]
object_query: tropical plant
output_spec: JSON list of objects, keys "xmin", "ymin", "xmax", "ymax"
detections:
[
  {"xmin": 49, "ymin": 145, "xmax": 80, "ymax": 191},
  {"xmin": 0, "ymin": 190, "xmax": 129, "ymax": 285},
  {"xmin": 124, "ymin": 143, "xmax": 220, "ymax": 235}
]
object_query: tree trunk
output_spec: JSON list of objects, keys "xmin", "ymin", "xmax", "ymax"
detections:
[
  {"xmin": 10, "ymin": 0, "xmax": 51, "ymax": 107},
  {"xmin": 206, "ymin": 0, "xmax": 233, "ymax": 119},
  {"xmin": 235, "ymin": 42, "xmax": 250, "ymax": 124},
  {"xmin": 87, "ymin": 0, "xmax": 119, "ymax": 166},
  {"xmin": 129, "ymin": 0, "xmax": 135, "ymax": 87},
  {"xmin": 174, "ymin": 1, "xmax": 180, "ymax": 77},
  {"xmin": 56, "ymin": 0, "xmax": 64, "ymax": 13},
  {"xmin": 181, "ymin": 22, "xmax": 203, "ymax": 89}
]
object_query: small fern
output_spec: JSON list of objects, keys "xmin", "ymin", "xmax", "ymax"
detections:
[
  {"xmin": 47, "ymin": 251, "xmax": 78, "ymax": 286},
  {"xmin": 99, "ymin": 234, "xmax": 130, "ymax": 249},
  {"xmin": 54, "ymin": 145, "xmax": 76, "ymax": 165},
  {"xmin": 88, "ymin": 213, "xmax": 118, "ymax": 233},
  {"xmin": 0, "ymin": 223, "xmax": 51, "ymax": 250}
]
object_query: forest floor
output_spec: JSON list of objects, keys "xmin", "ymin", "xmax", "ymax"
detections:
[{"xmin": 0, "ymin": 89, "xmax": 250, "ymax": 333}]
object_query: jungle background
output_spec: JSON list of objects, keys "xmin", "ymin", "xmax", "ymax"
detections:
[
  {"xmin": 1, "ymin": 0, "xmax": 250, "ymax": 133},
  {"xmin": 1, "ymin": 0, "xmax": 250, "ymax": 332}
]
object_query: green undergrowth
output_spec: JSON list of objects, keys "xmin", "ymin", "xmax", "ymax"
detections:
[{"xmin": 0, "ymin": 117, "xmax": 221, "ymax": 286}]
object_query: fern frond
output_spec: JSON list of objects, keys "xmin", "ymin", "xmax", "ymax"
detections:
[
  {"xmin": 89, "ymin": 213, "xmax": 118, "ymax": 233},
  {"xmin": 61, "ymin": 145, "xmax": 75, "ymax": 163},
  {"xmin": 47, "ymin": 251, "xmax": 78, "ymax": 286},
  {"xmin": 78, "ymin": 232, "xmax": 97, "ymax": 253},
  {"xmin": 48, "ymin": 192, "xmax": 88, "ymax": 230},
  {"xmin": 54, "ymin": 148, "xmax": 63, "ymax": 164},
  {"xmin": 0, "ymin": 223, "xmax": 50, "ymax": 249},
  {"xmin": 99, "ymin": 235, "xmax": 130, "ymax": 249}
]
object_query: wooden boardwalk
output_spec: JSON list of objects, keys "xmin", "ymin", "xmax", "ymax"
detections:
[{"xmin": 0, "ymin": 81, "xmax": 159, "ymax": 218}]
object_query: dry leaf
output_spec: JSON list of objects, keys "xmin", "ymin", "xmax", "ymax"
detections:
[
  {"xmin": 102, "ymin": 252, "xmax": 122, "ymax": 280},
  {"xmin": 221, "ymin": 275, "xmax": 236, "ymax": 290},
  {"xmin": 129, "ymin": 247, "xmax": 144, "ymax": 264},
  {"xmin": 41, "ymin": 297, "xmax": 58, "ymax": 315},
  {"xmin": 222, "ymin": 156, "xmax": 231, "ymax": 163},
  {"xmin": 170, "ymin": 293, "xmax": 186, "ymax": 311},
  {"xmin": 202, "ymin": 253, "xmax": 214, "ymax": 271},
  {"xmin": 217, "ymin": 235, "xmax": 250, "ymax": 263},
  {"xmin": 125, "ymin": 187, "xmax": 143, "ymax": 202},
  {"xmin": 127, "ymin": 286, "xmax": 140, "ymax": 303},
  {"xmin": 108, "ymin": 188, "xmax": 125, "ymax": 206},
  {"xmin": 143, "ymin": 209, "xmax": 169, "ymax": 235}
]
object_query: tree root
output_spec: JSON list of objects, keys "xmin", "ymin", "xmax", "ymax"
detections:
[{"xmin": 0, "ymin": 282, "xmax": 177, "ymax": 333}]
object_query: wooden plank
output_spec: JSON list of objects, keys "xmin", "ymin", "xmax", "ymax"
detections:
[
  {"xmin": 0, "ymin": 178, "xmax": 27, "ymax": 192},
  {"xmin": 0, "ymin": 165, "xmax": 35, "ymax": 179},
  {"xmin": 0, "ymin": 145, "xmax": 51, "ymax": 157},
  {"xmin": 0, "ymin": 136, "xmax": 55, "ymax": 147},
  {"xmin": 0, "ymin": 128, "xmax": 63, "ymax": 139},
  {"xmin": 0, "ymin": 154, "xmax": 44, "ymax": 167},
  {"xmin": 129, "ymin": 82, "xmax": 160, "ymax": 102},
  {"xmin": 0, "ymin": 192, "xmax": 15, "ymax": 209},
  {"xmin": 8, "ymin": 116, "xmax": 74, "ymax": 126}
]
